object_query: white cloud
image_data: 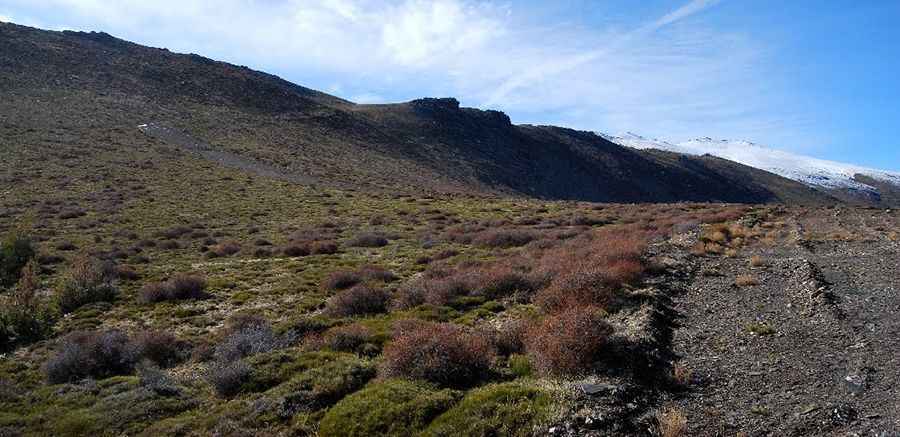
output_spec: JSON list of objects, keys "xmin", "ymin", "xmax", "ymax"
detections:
[
  {"xmin": 1, "ymin": 0, "xmax": 821, "ymax": 151},
  {"xmin": 0, "ymin": 14, "xmax": 9, "ymax": 22}
]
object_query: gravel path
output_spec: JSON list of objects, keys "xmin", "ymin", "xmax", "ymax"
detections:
[{"xmin": 669, "ymin": 218, "xmax": 900, "ymax": 436}]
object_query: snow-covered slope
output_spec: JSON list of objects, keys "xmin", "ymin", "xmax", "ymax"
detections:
[{"xmin": 604, "ymin": 133, "xmax": 900, "ymax": 195}]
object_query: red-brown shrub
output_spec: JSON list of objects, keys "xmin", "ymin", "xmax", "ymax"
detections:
[
  {"xmin": 139, "ymin": 273, "xmax": 208, "ymax": 303},
  {"xmin": 357, "ymin": 265, "xmax": 397, "ymax": 282},
  {"xmin": 391, "ymin": 274, "xmax": 471, "ymax": 310},
  {"xmin": 210, "ymin": 242, "xmax": 241, "ymax": 257},
  {"xmin": 531, "ymin": 231, "xmax": 646, "ymax": 312},
  {"xmin": 524, "ymin": 306, "xmax": 613, "ymax": 376},
  {"xmin": 282, "ymin": 242, "xmax": 310, "ymax": 257},
  {"xmin": 321, "ymin": 265, "xmax": 396, "ymax": 291},
  {"xmin": 346, "ymin": 233, "xmax": 389, "ymax": 248},
  {"xmin": 324, "ymin": 285, "xmax": 391, "ymax": 317},
  {"xmin": 321, "ymin": 270, "xmax": 362, "ymax": 291},
  {"xmin": 309, "ymin": 241, "xmax": 339, "ymax": 255},
  {"xmin": 475, "ymin": 265, "xmax": 535, "ymax": 299},
  {"xmin": 131, "ymin": 330, "xmax": 187, "ymax": 367},
  {"xmin": 380, "ymin": 321, "xmax": 495, "ymax": 387},
  {"xmin": 473, "ymin": 229, "xmax": 535, "ymax": 248}
]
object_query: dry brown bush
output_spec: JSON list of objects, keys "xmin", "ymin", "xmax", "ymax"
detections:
[
  {"xmin": 472, "ymin": 229, "xmax": 536, "ymax": 248},
  {"xmin": 655, "ymin": 406, "xmax": 688, "ymax": 437},
  {"xmin": 734, "ymin": 274, "xmax": 759, "ymax": 287},
  {"xmin": 380, "ymin": 321, "xmax": 495, "ymax": 388},
  {"xmin": 524, "ymin": 306, "xmax": 613, "ymax": 376},
  {"xmin": 749, "ymin": 255, "xmax": 766, "ymax": 267},
  {"xmin": 324, "ymin": 285, "xmax": 391, "ymax": 317}
]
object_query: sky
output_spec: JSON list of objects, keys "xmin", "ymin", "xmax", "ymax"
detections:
[{"xmin": 1, "ymin": 0, "xmax": 898, "ymax": 170}]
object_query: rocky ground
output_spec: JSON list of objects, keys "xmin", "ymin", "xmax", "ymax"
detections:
[{"xmin": 664, "ymin": 208, "xmax": 899, "ymax": 436}]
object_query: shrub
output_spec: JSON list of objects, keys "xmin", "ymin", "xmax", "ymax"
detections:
[
  {"xmin": 168, "ymin": 273, "xmax": 208, "ymax": 298},
  {"xmin": 325, "ymin": 285, "xmax": 391, "ymax": 317},
  {"xmin": 357, "ymin": 265, "xmax": 397, "ymax": 282},
  {"xmin": 313, "ymin": 324, "xmax": 374, "ymax": 354},
  {"xmin": 310, "ymin": 241, "xmax": 339, "ymax": 255},
  {"xmin": 476, "ymin": 265, "xmax": 534, "ymax": 299},
  {"xmin": 139, "ymin": 273, "xmax": 208, "ymax": 303},
  {"xmin": 532, "ymin": 232, "xmax": 646, "ymax": 312},
  {"xmin": 347, "ymin": 233, "xmax": 389, "ymax": 248},
  {"xmin": 749, "ymin": 255, "xmax": 766, "ymax": 267},
  {"xmin": 131, "ymin": 330, "xmax": 187, "ymax": 368},
  {"xmin": 158, "ymin": 240, "xmax": 181, "ymax": 250},
  {"xmin": 45, "ymin": 330, "xmax": 136, "ymax": 383},
  {"xmin": 114, "ymin": 265, "xmax": 140, "ymax": 280},
  {"xmin": 318, "ymin": 379, "xmax": 460, "ymax": 437},
  {"xmin": 423, "ymin": 382, "xmax": 554, "ymax": 437},
  {"xmin": 264, "ymin": 352, "xmax": 376, "ymax": 413},
  {"xmin": 0, "ymin": 231, "xmax": 35, "ymax": 287},
  {"xmin": 488, "ymin": 318, "xmax": 528, "ymax": 356},
  {"xmin": 524, "ymin": 306, "xmax": 613, "ymax": 376},
  {"xmin": 205, "ymin": 360, "xmax": 251, "ymax": 398},
  {"xmin": 734, "ymin": 274, "xmax": 759, "ymax": 287},
  {"xmin": 215, "ymin": 318, "xmax": 281, "ymax": 362},
  {"xmin": 473, "ymin": 229, "xmax": 535, "ymax": 248},
  {"xmin": 322, "ymin": 270, "xmax": 362, "ymax": 291},
  {"xmin": 392, "ymin": 275, "xmax": 471, "ymax": 310},
  {"xmin": 282, "ymin": 242, "xmax": 310, "ymax": 257},
  {"xmin": 158, "ymin": 226, "xmax": 192, "ymax": 239},
  {"xmin": 210, "ymin": 241, "xmax": 241, "ymax": 257},
  {"xmin": 56, "ymin": 254, "xmax": 117, "ymax": 314},
  {"xmin": 654, "ymin": 406, "xmax": 688, "ymax": 437},
  {"xmin": 508, "ymin": 354, "xmax": 533, "ymax": 378},
  {"xmin": 0, "ymin": 260, "xmax": 54, "ymax": 351},
  {"xmin": 381, "ymin": 322, "xmax": 495, "ymax": 388}
]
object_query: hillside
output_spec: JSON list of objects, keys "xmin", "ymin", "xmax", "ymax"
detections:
[
  {"xmin": 2, "ymin": 21, "xmax": 900, "ymax": 437},
  {"xmin": 0, "ymin": 22, "xmax": 839, "ymax": 205}
]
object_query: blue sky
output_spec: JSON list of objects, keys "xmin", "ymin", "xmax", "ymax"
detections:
[{"xmin": 1, "ymin": 0, "xmax": 898, "ymax": 170}]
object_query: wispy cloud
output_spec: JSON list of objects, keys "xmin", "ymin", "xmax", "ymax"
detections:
[
  {"xmin": 1, "ymin": 0, "xmax": 820, "ymax": 151},
  {"xmin": 483, "ymin": 0, "xmax": 722, "ymax": 107}
]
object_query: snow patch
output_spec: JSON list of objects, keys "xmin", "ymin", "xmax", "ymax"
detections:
[{"xmin": 603, "ymin": 133, "xmax": 900, "ymax": 193}]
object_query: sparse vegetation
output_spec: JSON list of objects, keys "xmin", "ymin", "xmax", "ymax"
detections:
[{"xmin": 746, "ymin": 322, "xmax": 776, "ymax": 336}]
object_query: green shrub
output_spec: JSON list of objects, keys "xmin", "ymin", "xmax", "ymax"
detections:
[
  {"xmin": 423, "ymin": 382, "xmax": 555, "ymax": 437},
  {"xmin": 0, "ymin": 231, "xmax": 35, "ymax": 288},
  {"xmin": 508, "ymin": 354, "xmax": 533, "ymax": 378},
  {"xmin": 0, "ymin": 260, "xmax": 54, "ymax": 351},
  {"xmin": 55, "ymin": 254, "xmax": 117, "ymax": 314},
  {"xmin": 318, "ymin": 379, "xmax": 460, "ymax": 437},
  {"xmin": 266, "ymin": 352, "xmax": 375, "ymax": 414},
  {"xmin": 242, "ymin": 350, "xmax": 357, "ymax": 393}
]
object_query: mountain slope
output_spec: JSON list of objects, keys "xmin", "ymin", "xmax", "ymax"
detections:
[
  {"xmin": 606, "ymin": 132, "xmax": 900, "ymax": 204},
  {"xmin": 0, "ymin": 22, "xmax": 841, "ymax": 205}
]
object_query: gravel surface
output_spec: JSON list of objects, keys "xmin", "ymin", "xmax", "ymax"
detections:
[{"xmin": 669, "ymin": 213, "xmax": 899, "ymax": 436}]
